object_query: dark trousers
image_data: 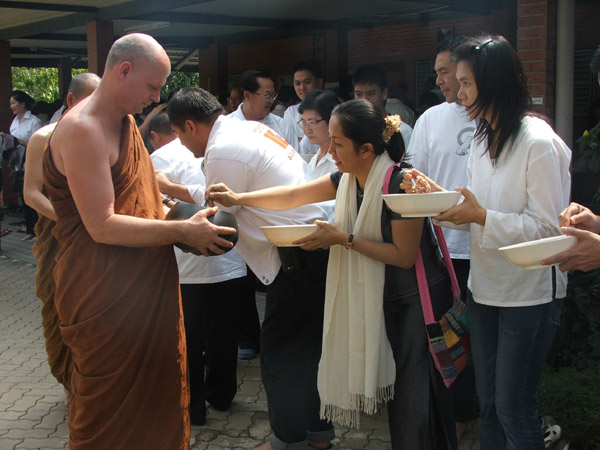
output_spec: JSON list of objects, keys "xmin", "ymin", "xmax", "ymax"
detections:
[
  {"xmin": 261, "ymin": 249, "xmax": 334, "ymax": 448},
  {"xmin": 24, "ymin": 202, "xmax": 38, "ymax": 235},
  {"xmin": 237, "ymin": 268, "xmax": 261, "ymax": 351},
  {"xmin": 384, "ymin": 276, "xmax": 457, "ymax": 450},
  {"xmin": 450, "ymin": 258, "xmax": 479, "ymax": 423},
  {"xmin": 180, "ymin": 277, "xmax": 246, "ymax": 413}
]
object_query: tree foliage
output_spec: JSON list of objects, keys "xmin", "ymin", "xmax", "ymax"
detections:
[
  {"xmin": 11, "ymin": 67, "xmax": 199, "ymax": 103},
  {"xmin": 11, "ymin": 67, "xmax": 88, "ymax": 103}
]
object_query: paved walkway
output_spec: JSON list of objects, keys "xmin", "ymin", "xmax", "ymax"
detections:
[{"xmin": 0, "ymin": 213, "xmax": 481, "ymax": 450}]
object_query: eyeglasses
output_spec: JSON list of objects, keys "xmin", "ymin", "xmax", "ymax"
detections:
[
  {"xmin": 250, "ymin": 91, "xmax": 278, "ymax": 102},
  {"xmin": 297, "ymin": 118, "xmax": 326, "ymax": 130}
]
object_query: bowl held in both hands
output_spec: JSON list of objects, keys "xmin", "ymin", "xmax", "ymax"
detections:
[
  {"xmin": 165, "ymin": 201, "xmax": 238, "ymax": 256},
  {"xmin": 382, "ymin": 191, "xmax": 462, "ymax": 217}
]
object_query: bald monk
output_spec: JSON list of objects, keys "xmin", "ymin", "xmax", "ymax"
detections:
[
  {"xmin": 24, "ymin": 72, "xmax": 101, "ymax": 405},
  {"xmin": 42, "ymin": 33, "xmax": 235, "ymax": 450}
]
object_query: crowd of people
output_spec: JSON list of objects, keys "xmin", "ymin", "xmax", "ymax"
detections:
[{"xmin": 4, "ymin": 29, "xmax": 600, "ymax": 450}]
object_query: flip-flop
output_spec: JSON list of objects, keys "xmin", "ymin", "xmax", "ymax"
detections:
[
  {"xmin": 0, "ymin": 228, "xmax": 12, "ymax": 237},
  {"xmin": 543, "ymin": 424, "xmax": 562, "ymax": 449}
]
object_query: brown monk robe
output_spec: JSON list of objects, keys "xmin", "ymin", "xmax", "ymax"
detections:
[
  {"xmin": 32, "ymin": 212, "xmax": 73, "ymax": 392},
  {"xmin": 43, "ymin": 115, "xmax": 190, "ymax": 450}
]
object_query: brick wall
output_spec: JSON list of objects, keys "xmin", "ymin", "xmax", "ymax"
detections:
[{"xmin": 517, "ymin": 0, "xmax": 557, "ymax": 119}]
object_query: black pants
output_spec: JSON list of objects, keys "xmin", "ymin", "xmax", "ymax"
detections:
[
  {"xmin": 180, "ymin": 277, "xmax": 247, "ymax": 412},
  {"xmin": 450, "ymin": 258, "xmax": 479, "ymax": 423},
  {"xmin": 237, "ymin": 269, "xmax": 261, "ymax": 351},
  {"xmin": 385, "ymin": 276, "xmax": 457, "ymax": 450},
  {"xmin": 261, "ymin": 249, "xmax": 334, "ymax": 447}
]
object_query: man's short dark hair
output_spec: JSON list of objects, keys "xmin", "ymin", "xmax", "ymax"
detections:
[
  {"xmin": 436, "ymin": 35, "xmax": 470, "ymax": 55},
  {"xmin": 148, "ymin": 111, "xmax": 174, "ymax": 136},
  {"xmin": 167, "ymin": 87, "xmax": 224, "ymax": 129},
  {"xmin": 352, "ymin": 64, "xmax": 387, "ymax": 90},
  {"xmin": 291, "ymin": 61, "xmax": 322, "ymax": 80},
  {"xmin": 239, "ymin": 69, "xmax": 272, "ymax": 95},
  {"xmin": 591, "ymin": 45, "xmax": 600, "ymax": 74}
]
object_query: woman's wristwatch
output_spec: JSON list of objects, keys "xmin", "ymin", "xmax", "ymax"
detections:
[{"xmin": 343, "ymin": 233, "xmax": 354, "ymax": 250}]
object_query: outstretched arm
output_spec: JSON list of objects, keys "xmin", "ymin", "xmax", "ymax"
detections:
[{"xmin": 206, "ymin": 174, "xmax": 336, "ymax": 209}]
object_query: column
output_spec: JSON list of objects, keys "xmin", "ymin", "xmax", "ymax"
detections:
[
  {"xmin": 87, "ymin": 20, "xmax": 114, "ymax": 76},
  {"xmin": 57, "ymin": 57, "xmax": 72, "ymax": 102}
]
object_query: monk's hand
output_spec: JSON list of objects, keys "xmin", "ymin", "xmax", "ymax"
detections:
[
  {"xmin": 559, "ymin": 202, "xmax": 600, "ymax": 233},
  {"xmin": 206, "ymin": 183, "xmax": 240, "ymax": 208},
  {"xmin": 185, "ymin": 206, "xmax": 236, "ymax": 256},
  {"xmin": 147, "ymin": 103, "xmax": 167, "ymax": 120},
  {"xmin": 292, "ymin": 220, "xmax": 346, "ymax": 250},
  {"xmin": 399, "ymin": 169, "xmax": 442, "ymax": 194},
  {"xmin": 540, "ymin": 226, "xmax": 600, "ymax": 272},
  {"xmin": 435, "ymin": 187, "xmax": 486, "ymax": 226}
]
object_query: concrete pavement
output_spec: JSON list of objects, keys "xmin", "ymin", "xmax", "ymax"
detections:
[{"xmin": 0, "ymin": 219, "xmax": 481, "ymax": 449}]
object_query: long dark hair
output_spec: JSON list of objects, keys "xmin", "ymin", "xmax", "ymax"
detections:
[
  {"xmin": 10, "ymin": 90, "xmax": 35, "ymax": 111},
  {"xmin": 452, "ymin": 35, "xmax": 531, "ymax": 161},
  {"xmin": 331, "ymin": 99, "xmax": 405, "ymax": 163}
]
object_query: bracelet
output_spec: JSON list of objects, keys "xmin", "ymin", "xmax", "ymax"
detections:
[{"xmin": 343, "ymin": 233, "xmax": 354, "ymax": 250}]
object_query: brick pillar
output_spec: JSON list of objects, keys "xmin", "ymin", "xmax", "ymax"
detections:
[
  {"xmin": 0, "ymin": 41, "xmax": 12, "ymax": 133},
  {"xmin": 336, "ymin": 20, "xmax": 349, "ymax": 82},
  {"xmin": 516, "ymin": 0, "xmax": 557, "ymax": 120},
  {"xmin": 57, "ymin": 57, "xmax": 72, "ymax": 101},
  {"xmin": 216, "ymin": 38, "xmax": 228, "ymax": 98},
  {"xmin": 87, "ymin": 20, "xmax": 114, "ymax": 76}
]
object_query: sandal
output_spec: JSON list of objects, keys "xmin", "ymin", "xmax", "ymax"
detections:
[
  {"xmin": 543, "ymin": 423, "xmax": 562, "ymax": 449},
  {"xmin": 0, "ymin": 227, "xmax": 11, "ymax": 237}
]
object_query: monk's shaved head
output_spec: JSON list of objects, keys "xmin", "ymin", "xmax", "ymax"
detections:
[
  {"xmin": 68, "ymin": 73, "xmax": 101, "ymax": 101},
  {"xmin": 105, "ymin": 33, "xmax": 168, "ymax": 70}
]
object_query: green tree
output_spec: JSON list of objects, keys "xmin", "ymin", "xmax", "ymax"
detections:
[
  {"xmin": 161, "ymin": 72, "xmax": 199, "ymax": 100},
  {"xmin": 11, "ymin": 67, "xmax": 87, "ymax": 103}
]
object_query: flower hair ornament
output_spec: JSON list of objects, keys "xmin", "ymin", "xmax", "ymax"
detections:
[{"xmin": 383, "ymin": 115, "xmax": 402, "ymax": 142}]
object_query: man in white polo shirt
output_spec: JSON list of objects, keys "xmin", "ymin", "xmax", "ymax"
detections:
[
  {"xmin": 167, "ymin": 87, "xmax": 335, "ymax": 450},
  {"xmin": 230, "ymin": 69, "xmax": 297, "ymax": 148}
]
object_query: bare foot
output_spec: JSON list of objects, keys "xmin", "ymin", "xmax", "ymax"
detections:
[
  {"xmin": 252, "ymin": 443, "xmax": 276, "ymax": 450},
  {"xmin": 63, "ymin": 387, "xmax": 72, "ymax": 407}
]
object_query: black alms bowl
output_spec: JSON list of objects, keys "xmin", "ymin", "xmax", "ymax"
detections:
[{"xmin": 165, "ymin": 201, "xmax": 239, "ymax": 255}]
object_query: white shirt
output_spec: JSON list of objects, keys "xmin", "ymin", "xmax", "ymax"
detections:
[
  {"xmin": 408, "ymin": 102, "xmax": 475, "ymax": 259},
  {"xmin": 308, "ymin": 152, "xmax": 337, "ymax": 222},
  {"xmin": 457, "ymin": 116, "xmax": 571, "ymax": 307},
  {"xmin": 230, "ymin": 103, "xmax": 297, "ymax": 149},
  {"xmin": 204, "ymin": 116, "xmax": 327, "ymax": 285},
  {"xmin": 283, "ymin": 104, "xmax": 303, "ymax": 148},
  {"xmin": 10, "ymin": 111, "xmax": 43, "ymax": 171},
  {"xmin": 10, "ymin": 110, "xmax": 43, "ymax": 142},
  {"xmin": 399, "ymin": 121, "xmax": 413, "ymax": 149},
  {"xmin": 151, "ymin": 138, "xmax": 247, "ymax": 284}
]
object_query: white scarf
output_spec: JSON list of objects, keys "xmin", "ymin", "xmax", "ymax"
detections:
[{"xmin": 318, "ymin": 153, "xmax": 396, "ymax": 428}]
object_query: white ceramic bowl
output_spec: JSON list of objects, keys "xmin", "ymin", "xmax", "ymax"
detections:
[
  {"xmin": 300, "ymin": 153, "xmax": 314, "ymax": 163},
  {"xmin": 382, "ymin": 191, "xmax": 461, "ymax": 217},
  {"xmin": 261, "ymin": 224, "xmax": 318, "ymax": 247},
  {"xmin": 499, "ymin": 235, "xmax": 576, "ymax": 269}
]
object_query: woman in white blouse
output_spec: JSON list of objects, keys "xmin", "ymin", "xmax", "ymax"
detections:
[
  {"xmin": 403, "ymin": 36, "xmax": 571, "ymax": 450},
  {"xmin": 8, "ymin": 90, "xmax": 43, "ymax": 240},
  {"xmin": 297, "ymin": 89, "xmax": 339, "ymax": 178}
]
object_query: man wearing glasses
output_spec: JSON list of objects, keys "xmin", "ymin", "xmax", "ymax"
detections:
[{"xmin": 229, "ymin": 69, "xmax": 297, "ymax": 148}]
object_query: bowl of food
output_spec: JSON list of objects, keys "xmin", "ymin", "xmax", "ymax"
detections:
[
  {"xmin": 498, "ymin": 235, "xmax": 576, "ymax": 269},
  {"xmin": 165, "ymin": 201, "xmax": 238, "ymax": 255},
  {"xmin": 261, "ymin": 224, "xmax": 318, "ymax": 246},
  {"xmin": 382, "ymin": 191, "xmax": 461, "ymax": 217}
]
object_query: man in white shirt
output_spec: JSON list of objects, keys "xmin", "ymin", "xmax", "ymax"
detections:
[
  {"xmin": 151, "ymin": 136, "xmax": 249, "ymax": 426},
  {"xmin": 352, "ymin": 64, "xmax": 413, "ymax": 148},
  {"xmin": 283, "ymin": 61, "xmax": 323, "ymax": 153},
  {"xmin": 167, "ymin": 87, "xmax": 334, "ymax": 450},
  {"xmin": 407, "ymin": 35, "xmax": 477, "ymax": 442},
  {"xmin": 229, "ymin": 70, "xmax": 297, "ymax": 148}
]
